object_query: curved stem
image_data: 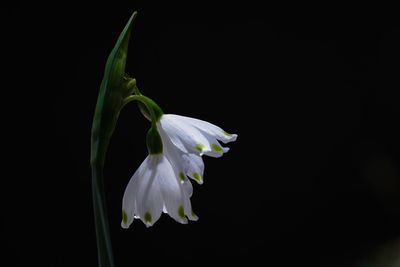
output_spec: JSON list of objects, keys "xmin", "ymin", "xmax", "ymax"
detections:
[
  {"xmin": 133, "ymin": 84, "xmax": 141, "ymax": 95},
  {"xmin": 122, "ymin": 95, "xmax": 158, "ymax": 127}
]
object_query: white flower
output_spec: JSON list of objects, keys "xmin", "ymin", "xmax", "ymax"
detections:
[
  {"xmin": 121, "ymin": 154, "xmax": 196, "ymax": 228},
  {"xmin": 121, "ymin": 114, "xmax": 237, "ymax": 228},
  {"xmin": 158, "ymin": 114, "xmax": 237, "ymax": 154}
]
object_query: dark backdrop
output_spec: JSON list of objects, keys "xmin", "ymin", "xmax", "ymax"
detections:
[{"xmin": 2, "ymin": 3, "xmax": 400, "ymax": 267}]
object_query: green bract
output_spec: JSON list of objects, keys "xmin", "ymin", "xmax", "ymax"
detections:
[
  {"xmin": 91, "ymin": 12, "xmax": 137, "ymax": 168},
  {"xmin": 90, "ymin": 12, "xmax": 137, "ymax": 267}
]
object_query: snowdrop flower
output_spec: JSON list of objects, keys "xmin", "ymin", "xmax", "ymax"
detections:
[
  {"xmin": 121, "ymin": 95, "xmax": 237, "ymax": 228},
  {"xmin": 121, "ymin": 153, "xmax": 197, "ymax": 228},
  {"xmin": 157, "ymin": 114, "xmax": 237, "ymax": 184}
]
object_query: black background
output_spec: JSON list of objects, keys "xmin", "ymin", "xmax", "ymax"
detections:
[{"xmin": 2, "ymin": 3, "xmax": 400, "ymax": 267}]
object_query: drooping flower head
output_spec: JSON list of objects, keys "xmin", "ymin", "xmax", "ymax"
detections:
[{"xmin": 121, "ymin": 96, "xmax": 237, "ymax": 228}]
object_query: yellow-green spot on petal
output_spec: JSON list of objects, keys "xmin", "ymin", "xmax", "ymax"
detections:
[
  {"xmin": 195, "ymin": 143, "xmax": 205, "ymax": 152},
  {"xmin": 144, "ymin": 212, "xmax": 152, "ymax": 223},
  {"xmin": 178, "ymin": 205, "xmax": 185, "ymax": 219},
  {"xmin": 211, "ymin": 143, "xmax": 222, "ymax": 152},
  {"xmin": 192, "ymin": 172, "xmax": 202, "ymax": 182},
  {"xmin": 179, "ymin": 171, "xmax": 185, "ymax": 181},
  {"xmin": 122, "ymin": 210, "xmax": 128, "ymax": 225},
  {"xmin": 223, "ymin": 131, "xmax": 233, "ymax": 137}
]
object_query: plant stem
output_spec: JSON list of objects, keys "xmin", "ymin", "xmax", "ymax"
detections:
[{"xmin": 91, "ymin": 164, "xmax": 114, "ymax": 267}]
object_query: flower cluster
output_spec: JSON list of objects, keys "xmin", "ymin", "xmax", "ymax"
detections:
[{"xmin": 121, "ymin": 112, "xmax": 237, "ymax": 228}]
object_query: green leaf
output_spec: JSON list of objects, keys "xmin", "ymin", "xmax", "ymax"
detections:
[
  {"xmin": 91, "ymin": 11, "xmax": 137, "ymax": 168},
  {"xmin": 90, "ymin": 11, "xmax": 137, "ymax": 267}
]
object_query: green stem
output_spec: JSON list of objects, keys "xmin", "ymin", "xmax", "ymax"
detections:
[
  {"xmin": 91, "ymin": 164, "xmax": 114, "ymax": 267},
  {"xmin": 133, "ymin": 84, "xmax": 142, "ymax": 95},
  {"xmin": 90, "ymin": 11, "xmax": 138, "ymax": 267},
  {"xmin": 122, "ymin": 94, "xmax": 164, "ymax": 126}
]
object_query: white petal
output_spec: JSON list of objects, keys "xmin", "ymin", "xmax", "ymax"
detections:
[
  {"xmin": 183, "ymin": 196, "xmax": 198, "ymax": 221},
  {"xmin": 201, "ymin": 135, "xmax": 228, "ymax": 158},
  {"xmin": 167, "ymin": 114, "xmax": 238, "ymax": 144},
  {"xmin": 160, "ymin": 127, "xmax": 205, "ymax": 184},
  {"xmin": 122, "ymin": 156, "xmax": 166, "ymax": 228},
  {"xmin": 130, "ymin": 156, "xmax": 164, "ymax": 227},
  {"xmin": 181, "ymin": 178, "xmax": 193, "ymax": 197},
  {"xmin": 178, "ymin": 176, "xmax": 198, "ymax": 221},
  {"xmin": 156, "ymin": 156, "xmax": 188, "ymax": 224},
  {"xmin": 159, "ymin": 129, "xmax": 187, "ymax": 174},
  {"xmin": 121, "ymin": 156, "xmax": 150, "ymax": 228},
  {"xmin": 183, "ymin": 153, "xmax": 204, "ymax": 184},
  {"xmin": 159, "ymin": 139, "xmax": 199, "ymax": 220},
  {"xmin": 158, "ymin": 115, "xmax": 212, "ymax": 155}
]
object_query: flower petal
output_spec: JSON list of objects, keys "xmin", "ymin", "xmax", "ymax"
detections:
[
  {"xmin": 168, "ymin": 114, "xmax": 237, "ymax": 144},
  {"xmin": 156, "ymin": 156, "xmax": 188, "ymax": 224},
  {"xmin": 122, "ymin": 156, "xmax": 163, "ymax": 228},
  {"xmin": 183, "ymin": 192, "xmax": 198, "ymax": 221},
  {"xmin": 161, "ymin": 128, "xmax": 205, "ymax": 184},
  {"xmin": 181, "ymin": 178, "xmax": 193, "ymax": 197},
  {"xmin": 133, "ymin": 156, "xmax": 164, "ymax": 227},
  {"xmin": 158, "ymin": 114, "xmax": 212, "ymax": 156},
  {"xmin": 159, "ymin": 129, "xmax": 187, "ymax": 175},
  {"xmin": 121, "ymin": 156, "xmax": 148, "ymax": 228},
  {"xmin": 201, "ymin": 136, "xmax": 229, "ymax": 158},
  {"xmin": 183, "ymin": 153, "xmax": 204, "ymax": 184}
]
